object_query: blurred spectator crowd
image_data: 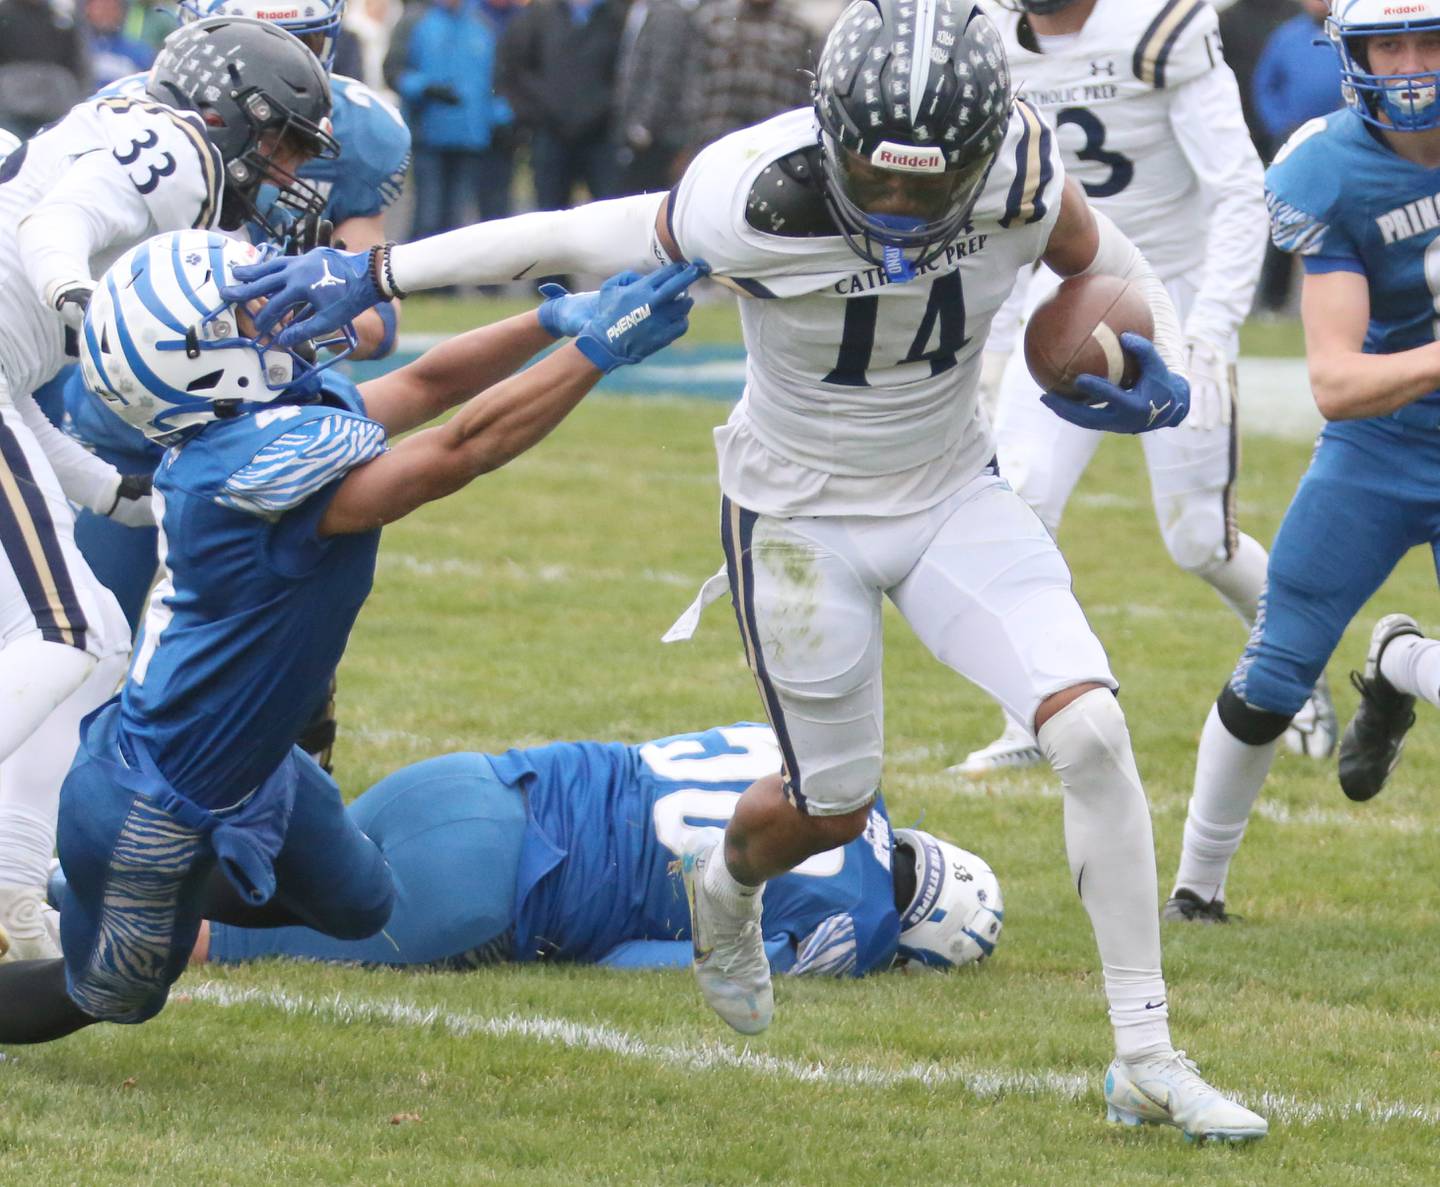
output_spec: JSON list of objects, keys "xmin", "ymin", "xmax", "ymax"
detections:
[{"xmin": 0, "ymin": 0, "xmax": 1346, "ymax": 312}]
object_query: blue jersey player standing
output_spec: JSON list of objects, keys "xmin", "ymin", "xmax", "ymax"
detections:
[
  {"xmin": 1166, "ymin": 0, "xmax": 1440, "ymax": 920},
  {"xmin": 0, "ymin": 228, "xmax": 701, "ymax": 1042},
  {"xmin": 185, "ymin": 724, "xmax": 1003, "ymax": 976}
]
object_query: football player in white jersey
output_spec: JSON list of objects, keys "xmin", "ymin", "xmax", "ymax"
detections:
[
  {"xmin": 956, "ymin": 0, "xmax": 1333, "ymax": 776},
  {"xmin": 0, "ymin": 17, "xmax": 340, "ymax": 961},
  {"xmin": 224, "ymin": 0, "xmax": 1268, "ymax": 1142}
]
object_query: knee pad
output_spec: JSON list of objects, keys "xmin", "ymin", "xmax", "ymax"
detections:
[
  {"xmin": 1037, "ymin": 687, "xmax": 1132, "ymax": 775},
  {"xmin": 1216, "ymin": 685, "xmax": 1292, "ymax": 746},
  {"xmin": 1160, "ymin": 498, "xmax": 1228, "ymax": 574}
]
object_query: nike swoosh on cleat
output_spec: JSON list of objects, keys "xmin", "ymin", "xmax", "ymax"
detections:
[{"xmin": 512, "ymin": 261, "xmax": 539, "ymax": 280}]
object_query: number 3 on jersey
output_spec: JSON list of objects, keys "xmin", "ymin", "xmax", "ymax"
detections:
[
  {"xmin": 114, "ymin": 127, "xmax": 176, "ymax": 194},
  {"xmin": 1055, "ymin": 107, "xmax": 1133, "ymax": 200}
]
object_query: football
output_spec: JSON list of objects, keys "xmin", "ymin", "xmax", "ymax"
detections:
[{"xmin": 1023, "ymin": 273, "xmax": 1154, "ymax": 398}]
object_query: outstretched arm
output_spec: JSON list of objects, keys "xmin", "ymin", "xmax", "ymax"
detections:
[
  {"xmin": 319, "ymin": 262, "xmax": 704, "ymax": 535},
  {"xmin": 224, "ymin": 193, "xmax": 673, "ymax": 347}
]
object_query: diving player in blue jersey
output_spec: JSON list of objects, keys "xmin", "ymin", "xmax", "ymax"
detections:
[
  {"xmin": 186, "ymin": 724, "xmax": 1003, "ymax": 976},
  {"xmin": 58, "ymin": 0, "xmax": 413, "ymax": 636},
  {"xmin": 1166, "ymin": 0, "xmax": 1440, "ymax": 920},
  {"xmin": 0, "ymin": 228, "xmax": 702, "ymax": 1043}
]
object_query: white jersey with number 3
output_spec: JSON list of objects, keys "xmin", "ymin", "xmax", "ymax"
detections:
[
  {"xmin": 669, "ymin": 104, "xmax": 1065, "ymax": 518},
  {"xmin": 982, "ymin": 0, "xmax": 1263, "ymax": 346},
  {"xmin": 0, "ymin": 95, "xmax": 223, "ymax": 396}
]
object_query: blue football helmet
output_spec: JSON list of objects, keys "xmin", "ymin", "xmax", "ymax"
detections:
[
  {"xmin": 1328, "ymin": 0, "xmax": 1440, "ymax": 132},
  {"xmin": 178, "ymin": 0, "xmax": 347, "ymax": 70},
  {"xmin": 80, "ymin": 231, "xmax": 354, "ymax": 445},
  {"xmin": 893, "ymin": 828, "xmax": 1004, "ymax": 970}
]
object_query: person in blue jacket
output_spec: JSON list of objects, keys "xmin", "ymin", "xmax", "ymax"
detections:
[
  {"xmin": 189, "ymin": 723, "xmax": 1005, "ymax": 976},
  {"xmin": 0, "ymin": 227, "xmax": 701, "ymax": 1044},
  {"xmin": 392, "ymin": 0, "xmax": 514, "ymax": 239}
]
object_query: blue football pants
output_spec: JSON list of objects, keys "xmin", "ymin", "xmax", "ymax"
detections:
[
  {"xmin": 208, "ymin": 754, "xmax": 526, "ymax": 967},
  {"xmin": 1232, "ymin": 418, "xmax": 1440, "ymax": 716}
]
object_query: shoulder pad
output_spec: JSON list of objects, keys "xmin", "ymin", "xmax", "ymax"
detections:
[
  {"xmin": 1264, "ymin": 116, "xmax": 1347, "ymax": 255},
  {"xmin": 744, "ymin": 146, "xmax": 837, "ymax": 239},
  {"xmin": 1132, "ymin": 0, "xmax": 1216, "ymax": 89},
  {"xmin": 213, "ymin": 405, "xmax": 386, "ymax": 518}
]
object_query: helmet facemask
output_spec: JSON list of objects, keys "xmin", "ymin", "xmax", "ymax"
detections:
[
  {"xmin": 820, "ymin": 135, "xmax": 995, "ymax": 278},
  {"xmin": 214, "ymin": 97, "xmax": 339, "ymax": 240},
  {"xmin": 83, "ymin": 233, "xmax": 355, "ymax": 446},
  {"xmin": 1328, "ymin": 10, "xmax": 1440, "ymax": 133}
]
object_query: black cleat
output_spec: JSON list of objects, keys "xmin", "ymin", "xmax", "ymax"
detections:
[
  {"xmin": 1339, "ymin": 614, "xmax": 1421, "ymax": 803},
  {"xmin": 1162, "ymin": 888, "xmax": 1235, "ymax": 924}
]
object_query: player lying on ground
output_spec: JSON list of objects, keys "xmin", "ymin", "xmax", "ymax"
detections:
[
  {"xmin": 222, "ymin": 0, "xmax": 1268, "ymax": 1143},
  {"xmin": 167, "ymin": 724, "xmax": 1002, "ymax": 975},
  {"xmin": 957, "ymin": 0, "xmax": 1335, "ymax": 778},
  {"xmin": 1166, "ymin": 0, "xmax": 1440, "ymax": 922},
  {"xmin": 0, "ymin": 228, "xmax": 702, "ymax": 1044},
  {"xmin": 0, "ymin": 16, "xmax": 348, "ymax": 964}
]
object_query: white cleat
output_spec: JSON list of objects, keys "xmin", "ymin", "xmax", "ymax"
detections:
[
  {"xmin": 680, "ymin": 841, "xmax": 773, "ymax": 1036},
  {"xmin": 1105, "ymin": 1050, "xmax": 1268, "ymax": 1143},
  {"xmin": 0, "ymin": 885, "xmax": 61, "ymax": 962},
  {"xmin": 950, "ymin": 719, "xmax": 1044, "ymax": 777},
  {"xmin": 1284, "ymin": 672, "xmax": 1337, "ymax": 759}
]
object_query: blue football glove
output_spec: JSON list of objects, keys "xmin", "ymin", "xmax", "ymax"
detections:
[
  {"xmin": 536, "ymin": 280, "xmax": 602, "ymax": 339},
  {"xmin": 574, "ymin": 260, "xmax": 708, "ymax": 374},
  {"xmin": 220, "ymin": 246, "xmax": 383, "ymax": 347},
  {"xmin": 1042, "ymin": 334, "xmax": 1186, "ymax": 435},
  {"xmin": 1039, "ymin": 333, "xmax": 1190, "ymax": 435}
]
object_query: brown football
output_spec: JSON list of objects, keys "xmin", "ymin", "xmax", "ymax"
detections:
[{"xmin": 1023, "ymin": 274, "xmax": 1154, "ymax": 399}]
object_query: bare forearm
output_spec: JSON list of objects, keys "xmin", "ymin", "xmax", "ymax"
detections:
[
  {"xmin": 1309, "ymin": 343, "xmax": 1440, "ymax": 420},
  {"xmin": 437, "ymin": 343, "xmax": 598, "ymax": 472},
  {"xmin": 361, "ymin": 312, "xmax": 555, "ymax": 434}
]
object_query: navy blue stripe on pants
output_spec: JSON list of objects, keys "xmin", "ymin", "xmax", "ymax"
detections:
[
  {"xmin": 719, "ymin": 495, "xmax": 808, "ymax": 812},
  {"xmin": 0, "ymin": 412, "xmax": 87, "ymax": 648}
]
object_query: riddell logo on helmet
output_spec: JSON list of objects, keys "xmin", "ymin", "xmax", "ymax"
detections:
[
  {"xmin": 1384, "ymin": 4, "xmax": 1427, "ymax": 13},
  {"xmin": 255, "ymin": 8, "xmax": 304, "ymax": 17},
  {"xmin": 870, "ymin": 142, "xmax": 945, "ymax": 174}
]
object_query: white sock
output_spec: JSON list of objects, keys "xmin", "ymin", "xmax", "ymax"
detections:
[
  {"xmin": 0, "ymin": 648, "xmax": 125, "ymax": 888},
  {"xmin": 1195, "ymin": 532, "xmax": 1268, "ymax": 627},
  {"xmin": 703, "ymin": 841, "xmax": 761, "ymax": 917},
  {"xmin": 1171, "ymin": 703, "xmax": 1277, "ymax": 903},
  {"xmin": 1379, "ymin": 634, "xmax": 1440, "ymax": 708},
  {"xmin": 1037, "ymin": 689, "xmax": 1170, "ymax": 1060}
]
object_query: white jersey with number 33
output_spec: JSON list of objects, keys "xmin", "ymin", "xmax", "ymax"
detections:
[
  {"xmin": 669, "ymin": 103, "xmax": 1065, "ymax": 518},
  {"xmin": 0, "ymin": 95, "xmax": 223, "ymax": 397}
]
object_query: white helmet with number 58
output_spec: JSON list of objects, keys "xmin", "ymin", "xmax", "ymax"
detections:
[{"xmin": 893, "ymin": 828, "xmax": 1004, "ymax": 970}]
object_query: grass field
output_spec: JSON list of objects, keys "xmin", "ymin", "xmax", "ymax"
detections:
[{"xmin": 5, "ymin": 302, "xmax": 1439, "ymax": 1185}]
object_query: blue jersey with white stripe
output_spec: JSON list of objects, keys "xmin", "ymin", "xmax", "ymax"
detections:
[
  {"xmin": 1267, "ymin": 108, "xmax": 1440, "ymax": 410},
  {"xmin": 489, "ymin": 724, "xmax": 901, "ymax": 975},
  {"xmin": 120, "ymin": 373, "xmax": 386, "ymax": 805}
]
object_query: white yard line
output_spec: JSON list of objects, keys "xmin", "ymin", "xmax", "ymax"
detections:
[{"xmin": 181, "ymin": 981, "xmax": 1437, "ymax": 1128}]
